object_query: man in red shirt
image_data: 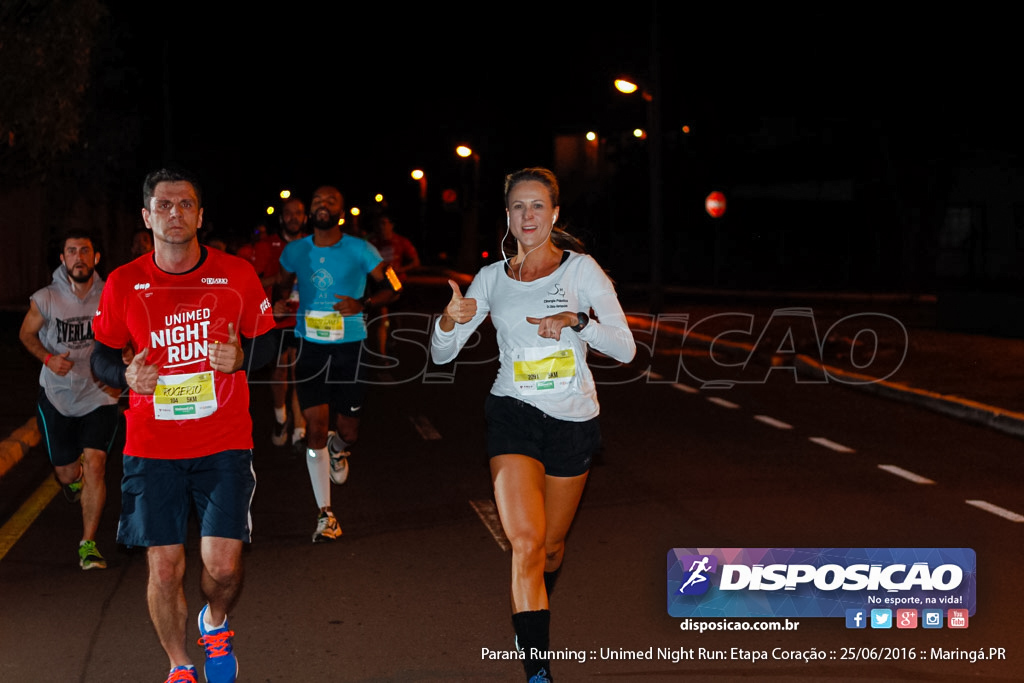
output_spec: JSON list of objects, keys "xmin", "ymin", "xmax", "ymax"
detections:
[
  {"xmin": 91, "ymin": 168, "xmax": 276, "ymax": 683},
  {"xmin": 239, "ymin": 196, "xmax": 310, "ymax": 449},
  {"xmin": 367, "ymin": 212, "xmax": 420, "ymax": 356}
]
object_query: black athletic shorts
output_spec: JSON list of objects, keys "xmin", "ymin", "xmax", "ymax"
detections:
[
  {"xmin": 484, "ymin": 394, "xmax": 600, "ymax": 477},
  {"xmin": 36, "ymin": 390, "xmax": 120, "ymax": 467},
  {"xmin": 275, "ymin": 326, "xmax": 301, "ymax": 352},
  {"xmin": 293, "ymin": 339, "xmax": 367, "ymax": 417}
]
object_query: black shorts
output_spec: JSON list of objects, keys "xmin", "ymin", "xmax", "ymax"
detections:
[
  {"xmin": 275, "ymin": 326, "xmax": 301, "ymax": 352},
  {"xmin": 118, "ymin": 450, "xmax": 256, "ymax": 547},
  {"xmin": 36, "ymin": 390, "xmax": 120, "ymax": 467},
  {"xmin": 293, "ymin": 339, "xmax": 367, "ymax": 417},
  {"xmin": 484, "ymin": 394, "xmax": 600, "ymax": 477}
]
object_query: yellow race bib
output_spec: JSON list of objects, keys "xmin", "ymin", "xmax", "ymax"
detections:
[{"xmin": 154, "ymin": 371, "xmax": 217, "ymax": 420}]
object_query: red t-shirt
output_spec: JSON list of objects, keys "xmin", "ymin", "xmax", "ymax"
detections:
[
  {"xmin": 368, "ymin": 233, "xmax": 418, "ymax": 280},
  {"xmin": 239, "ymin": 233, "xmax": 299, "ymax": 329},
  {"xmin": 93, "ymin": 248, "xmax": 275, "ymax": 459}
]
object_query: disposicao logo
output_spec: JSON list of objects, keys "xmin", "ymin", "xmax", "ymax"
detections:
[
  {"xmin": 667, "ymin": 548, "xmax": 976, "ymax": 619},
  {"xmin": 676, "ymin": 555, "xmax": 718, "ymax": 596}
]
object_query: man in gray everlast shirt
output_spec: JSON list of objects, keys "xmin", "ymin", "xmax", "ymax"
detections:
[{"xmin": 19, "ymin": 230, "xmax": 121, "ymax": 570}]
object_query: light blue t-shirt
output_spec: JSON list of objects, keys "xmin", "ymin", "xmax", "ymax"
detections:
[{"xmin": 280, "ymin": 234, "xmax": 382, "ymax": 344}]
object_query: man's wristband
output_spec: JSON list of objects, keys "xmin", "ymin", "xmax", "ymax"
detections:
[
  {"xmin": 44, "ymin": 353, "xmax": 53, "ymax": 366},
  {"xmin": 569, "ymin": 312, "xmax": 589, "ymax": 333}
]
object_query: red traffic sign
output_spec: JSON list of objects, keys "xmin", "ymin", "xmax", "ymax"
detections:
[{"xmin": 705, "ymin": 191, "xmax": 726, "ymax": 218}]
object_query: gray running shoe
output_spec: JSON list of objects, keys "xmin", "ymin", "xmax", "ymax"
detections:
[
  {"xmin": 327, "ymin": 432, "xmax": 350, "ymax": 485},
  {"xmin": 312, "ymin": 512, "xmax": 341, "ymax": 543}
]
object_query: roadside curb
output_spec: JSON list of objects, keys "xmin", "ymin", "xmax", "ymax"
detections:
[
  {"xmin": 633, "ymin": 315, "xmax": 1024, "ymax": 441},
  {"xmin": 792, "ymin": 354, "xmax": 1024, "ymax": 440},
  {"xmin": 0, "ymin": 418, "xmax": 41, "ymax": 480}
]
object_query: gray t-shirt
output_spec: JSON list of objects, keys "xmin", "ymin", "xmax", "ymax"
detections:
[{"xmin": 32, "ymin": 266, "xmax": 118, "ymax": 416}]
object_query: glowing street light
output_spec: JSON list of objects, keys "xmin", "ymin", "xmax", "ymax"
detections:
[
  {"xmin": 615, "ymin": 72, "xmax": 664, "ymax": 312},
  {"xmin": 455, "ymin": 145, "xmax": 481, "ymax": 271},
  {"xmin": 614, "ymin": 78, "xmax": 637, "ymax": 94}
]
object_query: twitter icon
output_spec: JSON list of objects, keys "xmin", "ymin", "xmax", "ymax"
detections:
[{"xmin": 870, "ymin": 609, "xmax": 892, "ymax": 629}]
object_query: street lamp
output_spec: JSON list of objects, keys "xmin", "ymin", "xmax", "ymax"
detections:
[
  {"xmin": 615, "ymin": 73, "xmax": 663, "ymax": 313},
  {"xmin": 455, "ymin": 145, "xmax": 481, "ymax": 272},
  {"xmin": 411, "ymin": 169, "xmax": 428, "ymax": 255}
]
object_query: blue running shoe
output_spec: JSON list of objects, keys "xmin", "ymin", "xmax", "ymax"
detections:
[
  {"xmin": 528, "ymin": 668, "xmax": 552, "ymax": 683},
  {"xmin": 197, "ymin": 604, "xmax": 237, "ymax": 683},
  {"xmin": 164, "ymin": 665, "xmax": 198, "ymax": 683}
]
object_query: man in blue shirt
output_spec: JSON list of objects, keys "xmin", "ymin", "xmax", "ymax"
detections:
[{"xmin": 277, "ymin": 185, "xmax": 398, "ymax": 542}]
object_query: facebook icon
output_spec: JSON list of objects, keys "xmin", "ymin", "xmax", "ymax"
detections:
[{"xmin": 845, "ymin": 609, "xmax": 867, "ymax": 629}]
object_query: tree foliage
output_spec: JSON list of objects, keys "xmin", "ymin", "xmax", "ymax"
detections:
[{"xmin": 0, "ymin": 0, "xmax": 106, "ymax": 179}]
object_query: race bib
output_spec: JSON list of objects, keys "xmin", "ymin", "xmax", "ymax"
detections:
[
  {"xmin": 304, "ymin": 309, "xmax": 345, "ymax": 342},
  {"xmin": 513, "ymin": 346, "xmax": 576, "ymax": 395},
  {"xmin": 154, "ymin": 371, "xmax": 217, "ymax": 420}
]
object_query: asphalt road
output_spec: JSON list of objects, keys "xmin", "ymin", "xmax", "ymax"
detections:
[{"xmin": 1, "ymin": 291, "xmax": 1022, "ymax": 682}]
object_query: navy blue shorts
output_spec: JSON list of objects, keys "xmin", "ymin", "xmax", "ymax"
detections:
[
  {"xmin": 36, "ymin": 390, "xmax": 120, "ymax": 467},
  {"xmin": 294, "ymin": 339, "xmax": 367, "ymax": 418},
  {"xmin": 485, "ymin": 394, "xmax": 601, "ymax": 477},
  {"xmin": 117, "ymin": 450, "xmax": 256, "ymax": 547}
]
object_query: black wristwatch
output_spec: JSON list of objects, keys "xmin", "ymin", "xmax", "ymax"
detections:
[{"xmin": 569, "ymin": 311, "xmax": 589, "ymax": 333}]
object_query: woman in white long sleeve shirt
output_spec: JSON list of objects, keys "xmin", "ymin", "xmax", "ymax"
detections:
[{"xmin": 431, "ymin": 168, "xmax": 635, "ymax": 683}]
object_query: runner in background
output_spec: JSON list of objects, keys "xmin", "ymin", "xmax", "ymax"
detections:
[
  {"xmin": 239, "ymin": 197, "xmax": 310, "ymax": 450},
  {"xmin": 19, "ymin": 230, "xmax": 120, "ymax": 571}
]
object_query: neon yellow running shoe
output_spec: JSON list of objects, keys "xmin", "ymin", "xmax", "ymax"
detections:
[{"xmin": 78, "ymin": 540, "xmax": 107, "ymax": 570}]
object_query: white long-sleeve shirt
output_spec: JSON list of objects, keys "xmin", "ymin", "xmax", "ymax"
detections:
[{"xmin": 431, "ymin": 251, "xmax": 636, "ymax": 421}]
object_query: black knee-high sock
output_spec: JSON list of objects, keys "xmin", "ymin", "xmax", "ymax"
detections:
[
  {"xmin": 544, "ymin": 567, "xmax": 562, "ymax": 598},
  {"xmin": 512, "ymin": 609, "xmax": 550, "ymax": 680}
]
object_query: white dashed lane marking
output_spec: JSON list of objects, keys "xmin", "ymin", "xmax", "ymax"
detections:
[
  {"xmin": 753, "ymin": 415, "xmax": 793, "ymax": 430},
  {"xmin": 965, "ymin": 500, "xmax": 1024, "ymax": 522},
  {"xmin": 878, "ymin": 464, "xmax": 935, "ymax": 484},
  {"xmin": 409, "ymin": 415, "xmax": 441, "ymax": 440},
  {"xmin": 706, "ymin": 396, "xmax": 740, "ymax": 409},
  {"xmin": 808, "ymin": 437, "xmax": 855, "ymax": 453},
  {"xmin": 470, "ymin": 499, "xmax": 511, "ymax": 550},
  {"xmin": 660, "ymin": 376, "xmax": 1019, "ymax": 525}
]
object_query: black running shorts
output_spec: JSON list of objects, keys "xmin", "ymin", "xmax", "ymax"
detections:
[
  {"xmin": 293, "ymin": 339, "xmax": 367, "ymax": 417},
  {"xmin": 484, "ymin": 394, "xmax": 600, "ymax": 477},
  {"xmin": 36, "ymin": 390, "xmax": 120, "ymax": 467}
]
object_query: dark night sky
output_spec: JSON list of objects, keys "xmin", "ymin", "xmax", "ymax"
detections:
[{"xmin": 101, "ymin": 3, "xmax": 1019, "ymax": 242}]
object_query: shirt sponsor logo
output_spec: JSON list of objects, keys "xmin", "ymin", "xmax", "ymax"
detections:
[
  {"xmin": 202, "ymin": 277, "xmax": 229, "ymax": 285},
  {"xmin": 134, "ymin": 282, "xmax": 151, "ymax": 290}
]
